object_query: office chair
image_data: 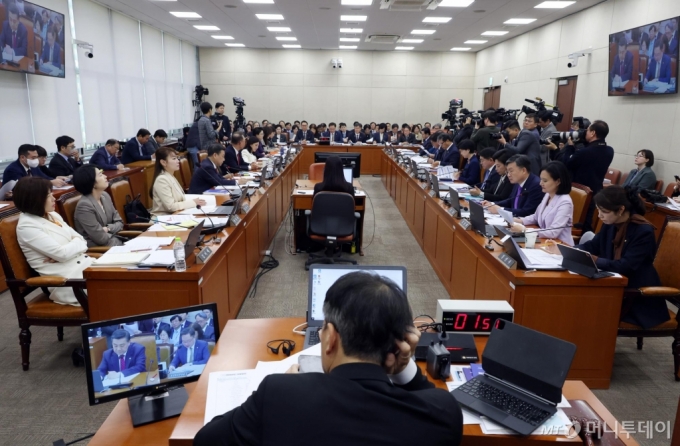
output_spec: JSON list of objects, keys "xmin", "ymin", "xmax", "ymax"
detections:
[
  {"xmin": 309, "ymin": 163, "xmax": 325, "ymax": 181},
  {"xmin": 570, "ymin": 183, "xmax": 592, "ymax": 242},
  {"xmin": 304, "ymin": 192, "xmax": 359, "ymax": 270}
]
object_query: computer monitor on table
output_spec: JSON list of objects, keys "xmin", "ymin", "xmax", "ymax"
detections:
[
  {"xmin": 314, "ymin": 152, "xmax": 361, "ymax": 178},
  {"xmin": 81, "ymin": 303, "xmax": 219, "ymax": 427}
]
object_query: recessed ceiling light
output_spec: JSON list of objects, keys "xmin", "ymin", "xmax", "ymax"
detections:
[
  {"xmin": 339, "ymin": 45, "xmax": 357, "ymax": 49},
  {"xmin": 212, "ymin": 35, "xmax": 235, "ymax": 40},
  {"xmin": 535, "ymin": 1, "xmax": 575, "ymax": 8},
  {"xmin": 411, "ymin": 29, "xmax": 436, "ymax": 35},
  {"xmin": 395, "ymin": 46, "xmax": 413, "ymax": 50},
  {"xmin": 439, "ymin": 0, "xmax": 474, "ymax": 7},
  {"xmin": 267, "ymin": 27, "xmax": 291, "ymax": 32},
  {"xmin": 504, "ymin": 18, "xmax": 536, "ymax": 25},
  {"xmin": 276, "ymin": 36, "xmax": 297, "ymax": 41},
  {"xmin": 423, "ymin": 17, "xmax": 451, "ymax": 23},
  {"xmin": 401, "ymin": 39, "xmax": 424, "ymax": 43},
  {"xmin": 170, "ymin": 11, "xmax": 201, "ymax": 18},
  {"xmin": 340, "ymin": 37, "xmax": 360, "ymax": 42},
  {"xmin": 226, "ymin": 43, "xmax": 245, "ymax": 47},
  {"xmin": 481, "ymin": 31, "xmax": 508, "ymax": 36},
  {"xmin": 256, "ymin": 13, "xmax": 284, "ymax": 20},
  {"xmin": 243, "ymin": 0, "xmax": 274, "ymax": 3},
  {"xmin": 194, "ymin": 25, "xmax": 220, "ymax": 31},
  {"xmin": 464, "ymin": 40, "xmax": 487, "ymax": 44},
  {"xmin": 282, "ymin": 44, "xmax": 301, "ymax": 48},
  {"xmin": 340, "ymin": 15, "xmax": 367, "ymax": 21},
  {"xmin": 450, "ymin": 47, "xmax": 471, "ymax": 51},
  {"xmin": 341, "ymin": 0, "xmax": 372, "ymax": 4},
  {"xmin": 340, "ymin": 28, "xmax": 363, "ymax": 33}
]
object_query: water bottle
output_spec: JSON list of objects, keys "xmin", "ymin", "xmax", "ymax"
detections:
[{"xmin": 173, "ymin": 237, "xmax": 186, "ymax": 272}]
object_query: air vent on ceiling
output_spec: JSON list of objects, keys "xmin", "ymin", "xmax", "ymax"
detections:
[
  {"xmin": 266, "ymin": 21, "xmax": 282, "ymax": 24},
  {"xmin": 365, "ymin": 34, "xmax": 400, "ymax": 44},
  {"xmin": 380, "ymin": 0, "xmax": 432, "ymax": 11}
]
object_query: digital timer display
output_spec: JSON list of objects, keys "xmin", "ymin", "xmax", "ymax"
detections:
[{"xmin": 442, "ymin": 312, "xmax": 514, "ymax": 334}]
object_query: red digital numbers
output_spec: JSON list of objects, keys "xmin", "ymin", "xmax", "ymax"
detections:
[
  {"xmin": 473, "ymin": 315, "xmax": 491, "ymax": 329},
  {"xmin": 494, "ymin": 319, "xmax": 502, "ymax": 329},
  {"xmin": 452, "ymin": 313, "xmax": 501, "ymax": 331},
  {"xmin": 454, "ymin": 313, "xmax": 467, "ymax": 329}
]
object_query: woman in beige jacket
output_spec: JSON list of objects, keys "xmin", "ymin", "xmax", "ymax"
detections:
[{"xmin": 150, "ymin": 147, "xmax": 206, "ymax": 216}]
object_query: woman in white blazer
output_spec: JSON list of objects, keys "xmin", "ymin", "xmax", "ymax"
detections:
[
  {"xmin": 150, "ymin": 147, "xmax": 206, "ymax": 216},
  {"xmin": 14, "ymin": 177, "xmax": 93, "ymax": 306}
]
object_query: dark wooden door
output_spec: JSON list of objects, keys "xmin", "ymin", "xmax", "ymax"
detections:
[
  {"xmin": 555, "ymin": 77, "xmax": 577, "ymax": 131},
  {"xmin": 483, "ymin": 87, "xmax": 501, "ymax": 110}
]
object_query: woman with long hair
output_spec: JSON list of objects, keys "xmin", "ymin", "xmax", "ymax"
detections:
[
  {"xmin": 150, "ymin": 147, "xmax": 206, "ymax": 216},
  {"xmin": 313, "ymin": 155, "xmax": 354, "ymax": 197}
]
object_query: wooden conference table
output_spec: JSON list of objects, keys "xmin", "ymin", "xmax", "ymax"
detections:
[
  {"xmin": 294, "ymin": 142, "xmax": 386, "ymax": 176},
  {"xmin": 381, "ymin": 151, "xmax": 628, "ymax": 389},
  {"xmin": 89, "ymin": 317, "xmax": 638, "ymax": 446}
]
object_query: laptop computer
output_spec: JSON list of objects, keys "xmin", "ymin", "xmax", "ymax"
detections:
[
  {"xmin": 343, "ymin": 167, "xmax": 353, "ymax": 183},
  {"xmin": 502, "ymin": 235, "xmax": 564, "ymax": 271},
  {"xmin": 557, "ymin": 245, "xmax": 615, "ymax": 279},
  {"xmin": 451, "ymin": 321, "xmax": 576, "ymax": 435},
  {"xmin": 494, "ymin": 208, "xmax": 526, "ymax": 243},
  {"xmin": 210, "ymin": 186, "xmax": 246, "ymax": 215},
  {"xmin": 303, "ymin": 265, "xmax": 407, "ymax": 349},
  {"xmin": 469, "ymin": 200, "xmax": 497, "ymax": 237}
]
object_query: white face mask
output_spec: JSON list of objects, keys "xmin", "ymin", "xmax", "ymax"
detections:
[{"xmin": 26, "ymin": 158, "xmax": 39, "ymax": 168}]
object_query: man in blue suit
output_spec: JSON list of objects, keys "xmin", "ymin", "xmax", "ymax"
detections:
[
  {"xmin": 4, "ymin": 144, "xmax": 67, "ymax": 186},
  {"xmin": 322, "ymin": 122, "xmax": 343, "ymax": 143},
  {"xmin": 419, "ymin": 127, "xmax": 436, "ymax": 157},
  {"xmin": 348, "ymin": 123, "xmax": 366, "ymax": 144},
  {"xmin": 121, "ymin": 129, "xmax": 152, "ymax": 164},
  {"xmin": 0, "ymin": 5, "xmax": 28, "ymax": 58},
  {"xmin": 646, "ymin": 42, "xmax": 672, "ymax": 84},
  {"xmin": 484, "ymin": 155, "xmax": 543, "ymax": 218},
  {"xmin": 296, "ymin": 121, "xmax": 314, "ymax": 143},
  {"xmin": 611, "ymin": 37, "xmax": 634, "ymax": 83},
  {"xmin": 195, "ymin": 312, "xmax": 215, "ymax": 341},
  {"xmin": 664, "ymin": 23, "xmax": 678, "ymax": 55},
  {"xmin": 90, "ymin": 139, "xmax": 124, "ymax": 171},
  {"xmin": 169, "ymin": 327, "xmax": 211, "ymax": 371},
  {"xmin": 49, "ymin": 135, "xmax": 83, "ymax": 177},
  {"xmin": 432, "ymin": 134, "xmax": 459, "ymax": 168},
  {"xmin": 373, "ymin": 123, "xmax": 389, "ymax": 145},
  {"xmin": 223, "ymin": 134, "xmax": 250, "ymax": 174},
  {"xmin": 97, "ymin": 329, "xmax": 147, "ymax": 378},
  {"xmin": 189, "ymin": 144, "xmax": 237, "ymax": 194},
  {"xmin": 40, "ymin": 26, "xmax": 61, "ymax": 70}
]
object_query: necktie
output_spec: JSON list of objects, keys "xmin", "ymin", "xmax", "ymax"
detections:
[
  {"xmin": 27, "ymin": 168, "xmax": 32, "ymax": 177},
  {"xmin": 495, "ymin": 177, "xmax": 503, "ymax": 194},
  {"xmin": 620, "ymin": 61, "xmax": 624, "ymax": 76},
  {"xmin": 482, "ymin": 170, "xmax": 491, "ymax": 189},
  {"xmin": 138, "ymin": 143, "xmax": 143, "ymax": 156},
  {"xmin": 513, "ymin": 185, "xmax": 522, "ymax": 208},
  {"xmin": 12, "ymin": 31, "xmax": 16, "ymax": 49},
  {"xmin": 119, "ymin": 355, "xmax": 126, "ymax": 372},
  {"xmin": 656, "ymin": 60, "xmax": 661, "ymax": 79},
  {"xmin": 187, "ymin": 347, "xmax": 193, "ymax": 363}
]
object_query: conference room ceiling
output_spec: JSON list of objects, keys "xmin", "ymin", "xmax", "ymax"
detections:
[{"xmin": 93, "ymin": 0, "xmax": 606, "ymax": 52}]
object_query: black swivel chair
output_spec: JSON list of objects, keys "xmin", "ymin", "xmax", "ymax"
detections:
[{"xmin": 304, "ymin": 192, "xmax": 359, "ymax": 270}]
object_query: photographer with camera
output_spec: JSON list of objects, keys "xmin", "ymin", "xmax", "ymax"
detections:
[
  {"xmin": 538, "ymin": 110, "xmax": 557, "ymax": 165},
  {"xmin": 212, "ymin": 102, "xmax": 232, "ymax": 142},
  {"xmin": 453, "ymin": 112, "xmax": 474, "ymax": 145},
  {"xmin": 496, "ymin": 119, "xmax": 542, "ymax": 176},
  {"xmin": 470, "ymin": 111, "xmax": 500, "ymax": 153},
  {"xmin": 544, "ymin": 117, "xmax": 589, "ymax": 164}
]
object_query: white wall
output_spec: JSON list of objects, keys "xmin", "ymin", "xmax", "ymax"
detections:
[
  {"xmin": 473, "ymin": 0, "xmax": 680, "ymax": 188},
  {"xmin": 0, "ymin": 0, "xmax": 198, "ymax": 161},
  {"xmin": 199, "ymin": 48, "xmax": 476, "ymax": 126}
]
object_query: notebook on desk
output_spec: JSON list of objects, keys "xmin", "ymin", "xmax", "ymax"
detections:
[{"xmin": 303, "ymin": 265, "xmax": 407, "ymax": 349}]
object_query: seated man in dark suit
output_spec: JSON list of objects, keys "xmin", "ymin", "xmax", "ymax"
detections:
[
  {"xmin": 483, "ymin": 154, "xmax": 544, "ymax": 218},
  {"xmin": 348, "ymin": 123, "xmax": 365, "ymax": 144},
  {"xmin": 194, "ymin": 272, "xmax": 463, "ymax": 446},
  {"xmin": 97, "ymin": 329, "xmax": 147, "ymax": 379},
  {"xmin": 41, "ymin": 25, "xmax": 62, "ymax": 70},
  {"xmin": 143, "ymin": 129, "xmax": 167, "ymax": 156},
  {"xmin": 150, "ymin": 317, "xmax": 171, "ymax": 339},
  {"xmin": 646, "ymin": 41, "xmax": 672, "ymax": 84},
  {"xmin": 338, "ymin": 122, "xmax": 349, "ymax": 142},
  {"xmin": 120, "ymin": 129, "xmax": 152, "ymax": 164},
  {"xmin": 189, "ymin": 143, "xmax": 237, "ymax": 194},
  {"xmin": 0, "ymin": 4, "xmax": 28, "ymax": 58},
  {"xmin": 90, "ymin": 139, "xmax": 125, "ymax": 171},
  {"xmin": 49, "ymin": 135, "xmax": 83, "ymax": 177},
  {"xmin": 322, "ymin": 122, "xmax": 343, "ymax": 143},
  {"xmin": 373, "ymin": 123, "xmax": 389, "ymax": 144},
  {"xmin": 432, "ymin": 133, "xmax": 459, "ymax": 168},
  {"xmin": 272, "ymin": 125, "xmax": 288, "ymax": 144},
  {"xmin": 388, "ymin": 123, "xmax": 401, "ymax": 144},
  {"xmin": 610, "ymin": 36, "xmax": 634, "ymax": 86},
  {"xmin": 471, "ymin": 147, "xmax": 500, "ymax": 193},
  {"xmin": 169, "ymin": 327, "xmax": 211, "ymax": 371},
  {"xmin": 4, "ymin": 144, "xmax": 67, "ymax": 187},
  {"xmin": 399, "ymin": 124, "xmax": 416, "ymax": 145},
  {"xmin": 296, "ymin": 121, "xmax": 314, "ymax": 143},
  {"xmin": 194, "ymin": 312, "xmax": 215, "ymax": 341},
  {"xmin": 418, "ymin": 127, "xmax": 436, "ymax": 157},
  {"xmin": 222, "ymin": 133, "xmax": 251, "ymax": 174}
]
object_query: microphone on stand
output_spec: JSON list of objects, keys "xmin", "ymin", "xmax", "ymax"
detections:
[
  {"xmin": 132, "ymin": 215, "xmax": 189, "ymax": 229},
  {"xmin": 196, "ymin": 205, "xmax": 218, "ymax": 229},
  {"xmin": 519, "ymin": 225, "xmax": 573, "ymax": 235}
]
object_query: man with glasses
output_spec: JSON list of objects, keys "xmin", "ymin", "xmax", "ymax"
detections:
[
  {"xmin": 498, "ymin": 120, "xmax": 542, "ymax": 175},
  {"xmin": 49, "ymin": 135, "xmax": 83, "ymax": 177}
]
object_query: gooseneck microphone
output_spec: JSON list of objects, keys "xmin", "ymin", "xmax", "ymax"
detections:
[
  {"xmin": 132, "ymin": 214, "xmax": 189, "ymax": 229},
  {"xmin": 196, "ymin": 205, "xmax": 217, "ymax": 229},
  {"xmin": 522, "ymin": 225, "xmax": 573, "ymax": 234}
]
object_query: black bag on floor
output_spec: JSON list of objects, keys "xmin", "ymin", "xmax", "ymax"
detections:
[{"xmin": 124, "ymin": 194, "xmax": 150, "ymax": 223}]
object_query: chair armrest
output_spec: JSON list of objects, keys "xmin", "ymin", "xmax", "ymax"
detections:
[
  {"xmin": 87, "ymin": 246, "xmax": 110, "ymax": 253},
  {"xmin": 25, "ymin": 276, "xmax": 68, "ymax": 287},
  {"xmin": 126, "ymin": 223, "xmax": 153, "ymax": 229},
  {"xmin": 118, "ymin": 230, "xmax": 143, "ymax": 238},
  {"xmin": 639, "ymin": 287, "xmax": 680, "ymax": 297}
]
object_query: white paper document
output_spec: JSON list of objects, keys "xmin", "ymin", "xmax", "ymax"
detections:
[
  {"xmin": 437, "ymin": 165, "xmax": 455, "ymax": 178},
  {"xmin": 139, "ymin": 250, "xmax": 176, "ymax": 267},
  {"xmin": 146, "ymin": 224, "xmax": 188, "ymax": 232},
  {"xmin": 177, "ymin": 206, "xmax": 217, "ymax": 215},
  {"xmin": 479, "ymin": 409, "xmax": 572, "ymax": 436},
  {"xmin": 124, "ymin": 236, "xmax": 175, "ymax": 250},
  {"xmin": 102, "ymin": 372, "xmax": 139, "ymax": 387},
  {"xmin": 519, "ymin": 248, "xmax": 563, "ymax": 268},
  {"xmin": 91, "ymin": 252, "xmax": 149, "ymax": 266},
  {"xmin": 204, "ymin": 369, "xmax": 263, "ymax": 425},
  {"xmin": 185, "ymin": 195, "xmax": 217, "ymax": 206}
]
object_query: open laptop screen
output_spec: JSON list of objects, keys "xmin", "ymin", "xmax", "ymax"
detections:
[
  {"xmin": 308, "ymin": 265, "xmax": 406, "ymax": 325},
  {"xmin": 343, "ymin": 168, "xmax": 353, "ymax": 183}
]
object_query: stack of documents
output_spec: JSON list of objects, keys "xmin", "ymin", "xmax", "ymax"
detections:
[
  {"xmin": 139, "ymin": 250, "xmax": 176, "ymax": 267},
  {"xmin": 518, "ymin": 248, "xmax": 563, "ymax": 269},
  {"xmin": 102, "ymin": 372, "xmax": 139, "ymax": 387},
  {"xmin": 124, "ymin": 236, "xmax": 175, "ymax": 250},
  {"xmin": 91, "ymin": 252, "xmax": 150, "ymax": 267}
]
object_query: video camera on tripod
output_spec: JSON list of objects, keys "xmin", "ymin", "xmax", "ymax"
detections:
[
  {"xmin": 521, "ymin": 97, "xmax": 564, "ymax": 124},
  {"xmin": 232, "ymin": 97, "xmax": 246, "ymax": 132},
  {"xmin": 192, "ymin": 85, "xmax": 210, "ymax": 121},
  {"xmin": 441, "ymin": 99, "xmax": 464, "ymax": 127}
]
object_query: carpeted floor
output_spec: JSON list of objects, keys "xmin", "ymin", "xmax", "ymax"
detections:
[{"xmin": 0, "ymin": 176, "xmax": 676, "ymax": 445}]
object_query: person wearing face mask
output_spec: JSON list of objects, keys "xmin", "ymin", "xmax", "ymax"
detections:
[
  {"xmin": 4, "ymin": 144, "xmax": 67, "ymax": 187},
  {"xmin": 49, "ymin": 135, "xmax": 83, "ymax": 177}
]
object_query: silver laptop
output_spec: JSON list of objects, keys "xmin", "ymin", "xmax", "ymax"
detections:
[
  {"xmin": 343, "ymin": 167, "xmax": 353, "ymax": 183},
  {"xmin": 304, "ymin": 265, "xmax": 407, "ymax": 349}
]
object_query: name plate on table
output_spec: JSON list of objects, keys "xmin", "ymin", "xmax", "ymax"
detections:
[
  {"xmin": 265, "ymin": 181, "xmax": 272, "ymax": 188},
  {"xmin": 241, "ymin": 203, "xmax": 250, "ymax": 213},
  {"xmin": 447, "ymin": 207, "xmax": 458, "ymax": 218},
  {"xmin": 459, "ymin": 219, "xmax": 472, "ymax": 230},
  {"xmin": 429, "ymin": 190, "xmax": 436, "ymax": 198},
  {"xmin": 229, "ymin": 215, "xmax": 241, "ymax": 226},
  {"xmin": 259, "ymin": 187, "xmax": 266, "ymax": 195},
  {"xmin": 497, "ymin": 252, "xmax": 517, "ymax": 270},
  {"xmin": 196, "ymin": 247, "xmax": 213, "ymax": 264}
]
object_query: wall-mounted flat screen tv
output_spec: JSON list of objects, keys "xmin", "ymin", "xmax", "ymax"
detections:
[
  {"xmin": 0, "ymin": 0, "xmax": 65, "ymax": 78},
  {"xmin": 608, "ymin": 17, "xmax": 679, "ymax": 96}
]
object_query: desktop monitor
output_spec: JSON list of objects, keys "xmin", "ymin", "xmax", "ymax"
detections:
[
  {"xmin": 81, "ymin": 303, "xmax": 219, "ymax": 426},
  {"xmin": 0, "ymin": 1, "xmax": 66, "ymax": 78},
  {"xmin": 314, "ymin": 152, "xmax": 361, "ymax": 178}
]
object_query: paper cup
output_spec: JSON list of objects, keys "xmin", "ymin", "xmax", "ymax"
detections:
[{"xmin": 525, "ymin": 232, "xmax": 538, "ymax": 249}]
